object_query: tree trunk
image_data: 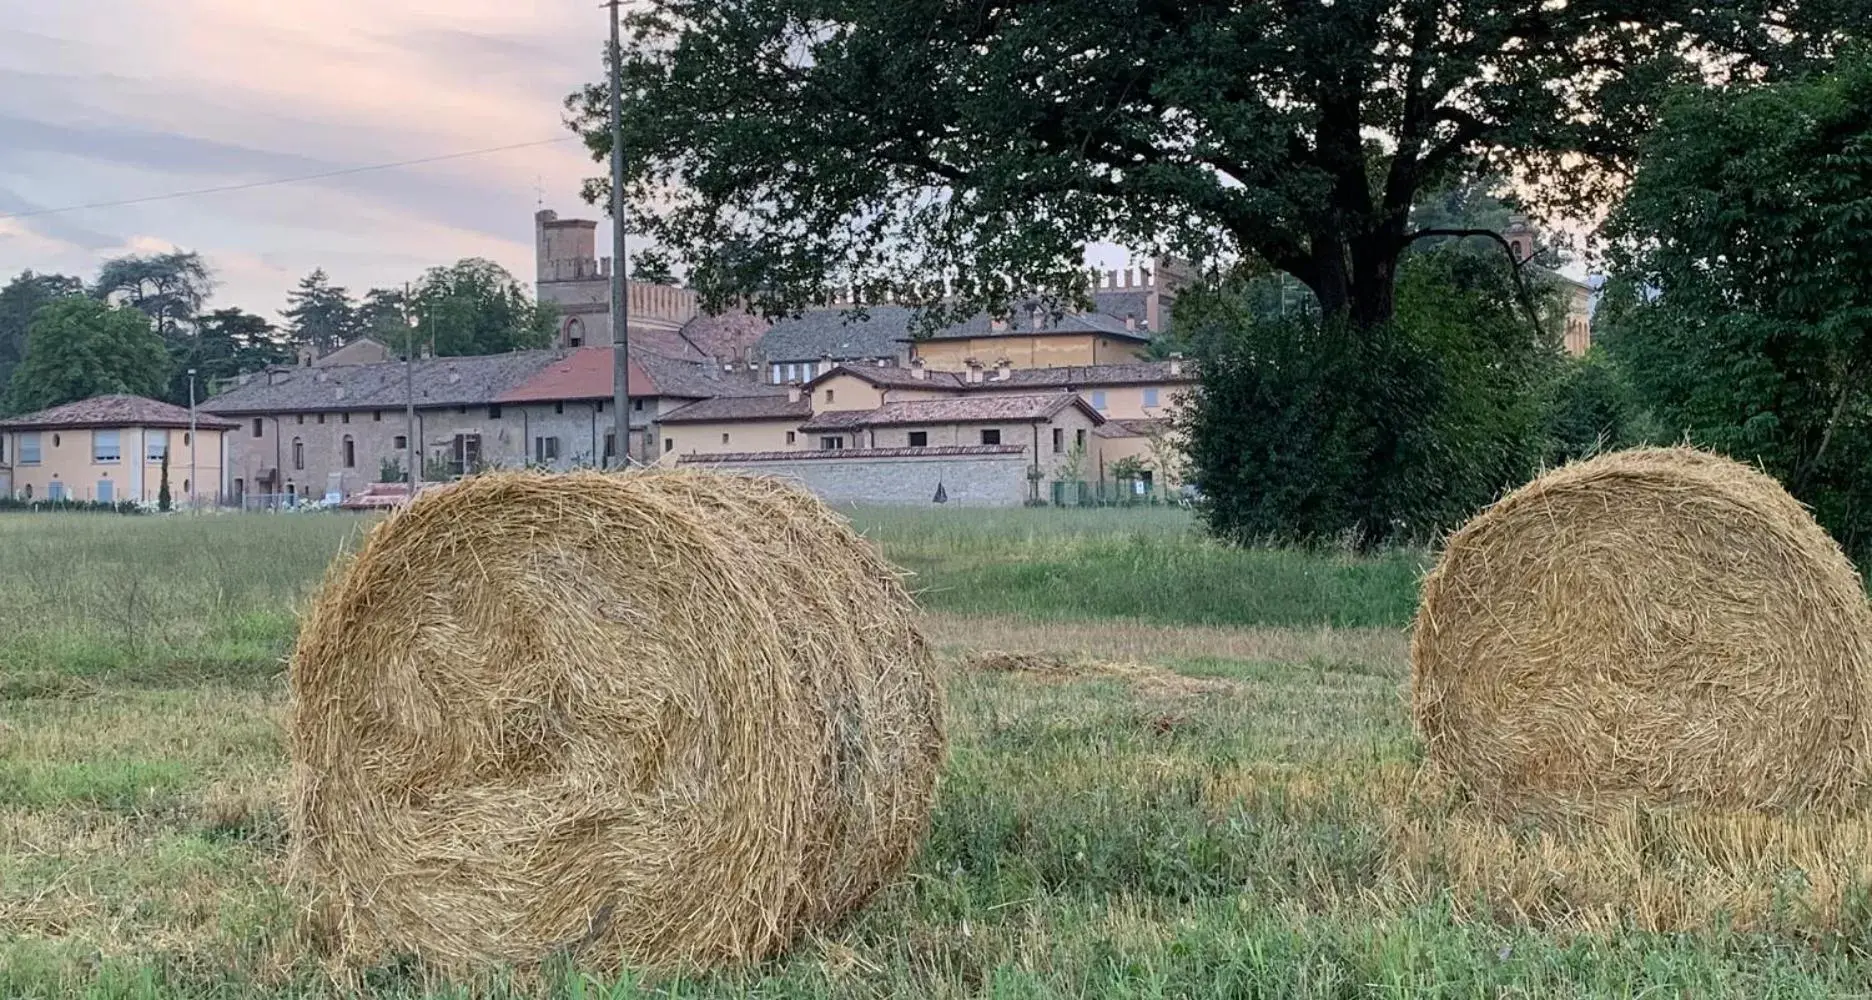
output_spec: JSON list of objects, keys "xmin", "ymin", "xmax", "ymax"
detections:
[{"xmin": 1299, "ymin": 233, "xmax": 1400, "ymax": 331}]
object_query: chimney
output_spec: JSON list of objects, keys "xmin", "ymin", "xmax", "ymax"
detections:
[
  {"xmin": 267, "ymin": 368, "xmax": 289, "ymax": 387},
  {"xmin": 994, "ymin": 358, "xmax": 1011, "ymax": 381},
  {"xmin": 910, "ymin": 358, "xmax": 928, "ymax": 381},
  {"xmin": 447, "ymin": 370, "xmax": 461, "ymax": 385},
  {"xmin": 990, "ymin": 316, "xmax": 1008, "ymax": 333},
  {"xmin": 964, "ymin": 358, "xmax": 984, "ymax": 384},
  {"xmin": 787, "ymin": 383, "xmax": 803, "ymax": 403},
  {"xmin": 1169, "ymin": 352, "xmax": 1184, "ymax": 377},
  {"xmin": 1029, "ymin": 307, "xmax": 1044, "ymax": 331},
  {"xmin": 1125, "ymin": 315, "xmax": 1137, "ymax": 332}
]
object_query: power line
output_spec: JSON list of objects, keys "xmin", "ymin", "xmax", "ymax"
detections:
[{"xmin": 0, "ymin": 136, "xmax": 582, "ymax": 222}]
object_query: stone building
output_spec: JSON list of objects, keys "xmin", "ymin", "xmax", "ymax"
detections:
[{"xmin": 535, "ymin": 209, "xmax": 702, "ymax": 350}]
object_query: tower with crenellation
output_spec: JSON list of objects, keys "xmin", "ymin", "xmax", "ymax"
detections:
[{"xmin": 534, "ymin": 209, "xmax": 700, "ymax": 349}]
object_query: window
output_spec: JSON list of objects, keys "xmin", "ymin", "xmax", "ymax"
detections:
[
  {"xmin": 770, "ymin": 364, "xmax": 783, "ymax": 384},
  {"xmin": 51, "ymin": 434, "xmax": 60, "ymax": 448},
  {"xmin": 825, "ymin": 389, "xmax": 835, "ymax": 404},
  {"xmin": 147, "ymin": 430, "xmax": 169, "ymax": 462},
  {"xmin": 182, "ymin": 479, "xmax": 190, "ymax": 495},
  {"xmin": 457, "ymin": 406, "xmax": 467, "ymax": 415},
  {"xmin": 1052, "ymin": 428, "xmax": 1063, "ymax": 453},
  {"xmin": 1143, "ymin": 388, "xmax": 1160, "ymax": 408},
  {"xmin": 820, "ymin": 436, "xmax": 845, "ymax": 450},
  {"xmin": 317, "ymin": 413, "xmax": 326, "ymax": 424},
  {"xmin": 373, "ymin": 410, "xmax": 383, "ymax": 422},
  {"xmin": 597, "ymin": 400, "xmax": 606, "ymax": 414},
  {"xmin": 93, "ymin": 430, "xmax": 121, "ymax": 463},
  {"xmin": 394, "ymin": 435, "xmax": 408, "ymax": 450},
  {"xmin": 292, "ymin": 438, "xmax": 305, "ymax": 470},
  {"xmin": 721, "ymin": 433, "xmax": 731, "ymax": 445},
  {"xmin": 909, "ymin": 431, "xmax": 929, "ymax": 448},
  {"xmin": 296, "ymin": 414, "xmax": 305, "ymax": 425},
  {"xmin": 633, "ymin": 399, "xmax": 644, "ymax": 412},
  {"xmin": 47, "ymin": 481, "xmax": 66, "ymax": 501},
  {"xmin": 534, "ymin": 436, "xmax": 561, "ymax": 463},
  {"xmin": 98, "ymin": 479, "xmax": 113, "ymax": 504},
  {"xmin": 342, "ymin": 436, "xmax": 356, "ymax": 469},
  {"xmin": 664, "ymin": 438, "xmax": 673, "ymax": 452},
  {"xmin": 342, "ymin": 412, "xmax": 351, "ymax": 424},
  {"xmin": 488, "ymin": 405, "xmax": 503, "ymax": 419},
  {"xmin": 0, "ymin": 436, "xmax": 5, "ymax": 463},
  {"xmin": 1091, "ymin": 390, "xmax": 1108, "ymax": 411},
  {"xmin": 1076, "ymin": 428, "xmax": 1087, "ymax": 449},
  {"xmin": 554, "ymin": 401, "xmax": 565, "ymax": 415},
  {"xmin": 183, "ymin": 432, "xmax": 190, "ymax": 447},
  {"xmin": 603, "ymin": 432, "xmax": 617, "ymax": 459},
  {"xmin": 19, "ymin": 433, "xmax": 41, "ymax": 465},
  {"xmin": 980, "ymin": 429, "xmax": 1001, "ymax": 446},
  {"xmin": 450, "ymin": 433, "xmax": 482, "ymax": 476},
  {"xmin": 252, "ymin": 418, "xmax": 263, "ymax": 438},
  {"xmin": 786, "ymin": 431, "xmax": 796, "ymax": 445}
]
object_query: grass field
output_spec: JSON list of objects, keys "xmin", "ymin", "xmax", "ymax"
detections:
[{"xmin": 7, "ymin": 507, "xmax": 1872, "ymax": 997}]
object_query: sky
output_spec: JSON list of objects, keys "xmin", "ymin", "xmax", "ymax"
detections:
[{"xmin": 0, "ymin": 1, "xmax": 614, "ymax": 321}]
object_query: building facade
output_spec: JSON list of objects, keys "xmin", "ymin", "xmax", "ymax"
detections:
[{"xmin": 0, "ymin": 395, "xmax": 233, "ymax": 505}]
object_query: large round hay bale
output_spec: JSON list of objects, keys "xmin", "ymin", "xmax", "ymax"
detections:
[
  {"xmin": 1412, "ymin": 447, "xmax": 1872, "ymax": 817},
  {"xmin": 288, "ymin": 470, "xmax": 945, "ymax": 972}
]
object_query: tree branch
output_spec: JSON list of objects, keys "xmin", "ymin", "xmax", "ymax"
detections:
[{"xmin": 1404, "ymin": 227, "xmax": 1547, "ymax": 341}]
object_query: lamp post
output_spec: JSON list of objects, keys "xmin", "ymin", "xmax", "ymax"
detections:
[{"xmin": 187, "ymin": 368, "xmax": 198, "ymax": 511}]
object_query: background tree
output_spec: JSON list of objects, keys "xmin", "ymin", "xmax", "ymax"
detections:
[
  {"xmin": 356, "ymin": 287, "xmax": 411, "ymax": 346},
  {"xmin": 169, "ymin": 308, "xmax": 292, "ymax": 403},
  {"xmin": 282, "ymin": 269, "xmax": 358, "ymax": 356},
  {"xmin": 5, "ymin": 298, "xmax": 170, "ymax": 414},
  {"xmin": 158, "ymin": 449, "xmax": 172, "ymax": 513},
  {"xmin": 574, "ymin": 1, "xmax": 1855, "ymax": 331},
  {"xmin": 1180, "ymin": 245, "xmax": 1557, "ymax": 547},
  {"xmin": 94, "ymin": 251, "xmax": 213, "ymax": 347},
  {"xmin": 0, "ymin": 271, "xmax": 84, "ymax": 406},
  {"xmin": 1602, "ymin": 50, "xmax": 1872, "ymax": 561},
  {"xmin": 409, "ymin": 259, "xmax": 555, "ymax": 357}
]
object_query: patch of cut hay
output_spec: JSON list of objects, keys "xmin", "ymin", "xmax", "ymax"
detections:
[
  {"xmin": 961, "ymin": 650, "xmax": 1236, "ymax": 698},
  {"xmin": 1412, "ymin": 447, "xmax": 1872, "ymax": 819},
  {"xmin": 287, "ymin": 470, "xmax": 946, "ymax": 974}
]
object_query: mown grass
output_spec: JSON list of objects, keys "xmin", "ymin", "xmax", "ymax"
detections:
[{"xmin": 6, "ymin": 509, "xmax": 1872, "ymax": 997}]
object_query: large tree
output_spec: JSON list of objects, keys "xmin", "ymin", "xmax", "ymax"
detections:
[
  {"xmin": 572, "ymin": 1, "xmax": 1860, "ymax": 330},
  {"xmin": 1602, "ymin": 48, "xmax": 1872, "ymax": 561},
  {"xmin": 6, "ymin": 298, "xmax": 170, "ymax": 414},
  {"xmin": 94, "ymin": 250, "xmax": 213, "ymax": 346},
  {"xmin": 0, "ymin": 271, "xmax": 84, "ymax": 400},
  {"xmin": 409, "ymin": 259, "xmax": 556, "ymax": 357},
  {"xmin": 168, "ymin": 308, "xmax": 293, "ymax": 404},
  {"xmin": 282, "ymin": 269, "xmax": 359, "ymax": 356}
]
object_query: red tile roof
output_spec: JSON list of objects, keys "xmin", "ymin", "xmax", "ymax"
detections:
[
  {"xmin": 801, "ymin": 394, "xmax": 1102, "ymax": 431},
  {"xmin": 680, "ymin": 444, "xmax": 1026, "ymax": 463},
  {"xmin": 498, "ymin": 347, "xmax": 779, "ymax": 404},
  {"xmin": 0, "ymin": 394, "xmax": 238, "ymax": 431},
  {"xmin": 659, "ymin": 395, "xmax": 814, "ymax": 423}
]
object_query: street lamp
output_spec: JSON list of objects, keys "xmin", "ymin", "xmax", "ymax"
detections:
[{"xmin": 187, "ymin": 368, "xmax": 198, "ymax": 511}]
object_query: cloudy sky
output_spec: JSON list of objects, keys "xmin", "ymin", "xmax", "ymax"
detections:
[{"xmin": 0, "ymin": 2, "xmax": 613, "ymax": 320}]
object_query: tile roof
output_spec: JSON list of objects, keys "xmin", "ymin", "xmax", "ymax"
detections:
[
  {"xmin": 658, "ymin": 394, "xmax": 814, "ymax": 424},
  {"xmin": 801, "ymin": 393, "xmax": 1101, "ymax": 431},
  {"xmin": 1094, "ymin": 418, "xmax": 1172, "ymax": 439},
  {"xmin": 497, "ymin": 347, "xmax": 779, "ymax": 404},
  {"xmin": 759, "ymin": 299, "xmax": 1153, "ymax": 362},
  {"xmin": 809, "ymin": 360, "xmax": 1194, "ymax": 392},
  {"xmin": 680, "ymin": 444, "xmax": 1026, "ymax": 464},
  {"xmin": 0, "ymin": 394, "xmax": 237, "ymax": 431},
  {"xmin": 201, "ymin": 350, "xmax": 565, "ymax": 415}
]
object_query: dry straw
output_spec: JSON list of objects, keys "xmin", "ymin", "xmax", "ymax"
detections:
[
  {"xmin": 1412, "ymin": 447, "xmax": 1872, "ymax": 818},
  {"xmin": 287, "ymin": 470, "xmax": 946, "ymax": 973}
]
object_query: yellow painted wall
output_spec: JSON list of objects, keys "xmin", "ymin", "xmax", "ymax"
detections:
[
  {"xmin": 659, "ymin": 418, "xmax": 805, "ymax": 462},
  {"xmin": 2, "ymin": 425, "xmax": 227, "ymax": 505},
  {"xmin": 812, "ymin": 374, "xmax": 888, "ymax": 412},
  {"xmin": 912, "ymin": 334, "xmax": 1146, "ymax": 371}
]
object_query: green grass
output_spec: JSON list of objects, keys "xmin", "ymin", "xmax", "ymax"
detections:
[{"xmin": 5, "ymin": 508, "xmax": 1872, "ymax": 997}]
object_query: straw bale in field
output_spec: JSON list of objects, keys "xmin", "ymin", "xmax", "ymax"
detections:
[
  {"xmin": 288, "ymin": 470, "xmax": 946, "ymax": 972},
  {"xmin": 1412, "ymin": 447, "xmax": 1872, "ymax": 817}
]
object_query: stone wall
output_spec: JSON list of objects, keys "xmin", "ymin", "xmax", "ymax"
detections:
[{"xmin": 681, "ymin": 446, "xmax": 1032, "ymax": 507}]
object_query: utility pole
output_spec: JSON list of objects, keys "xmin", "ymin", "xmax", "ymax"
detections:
[
  {"xmin": 404, "ymin": 282, "xmax": 419, "ymax": 491},
  {"xmin": 607, "ymin": 0, "xmax": 631, "ymax": 469},
  {"xmin": 187, "ymin": 368, "xmax": 198, "ymax": 511}
]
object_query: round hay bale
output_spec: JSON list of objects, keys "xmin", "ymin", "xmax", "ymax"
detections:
[
  {"xmin": 1411, "ymin": 447, "xmax": 1872, "ymax": 817},
  {"xmin": 288, "ymin": 470, "xmax": 945, "ymax": 972}
]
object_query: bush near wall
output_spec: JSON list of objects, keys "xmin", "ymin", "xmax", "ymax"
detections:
[{"xmin": 0, "ymin": 497, "xmax": 144, "ymax": 515}]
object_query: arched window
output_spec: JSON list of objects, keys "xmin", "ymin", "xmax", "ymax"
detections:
[
  {"xmin": 342, "ymin": 435, "xmax": 356, "ymax": 469},
  {"xmin": 183, "ymin": 432, "xmax": 191, "ymax": 446},
  {"xmin": 565, "ymin": 317, "xmax": 586, "ymax": 347},
  {"xmin": 292, "ymin": 438, "xmax": 305, "ymax": 471}
]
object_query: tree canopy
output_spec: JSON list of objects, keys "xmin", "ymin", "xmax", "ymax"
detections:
[
  {"xmin": 409, "ymin": 259, "xmax": 556, "ymax": 357},
  {"xmin": 5, "ymin": 298, "xmax": 170, "ymax": 415},
  {"xmin": 1603, "ymin": 48, "xmax": 1872, "ymax": 560},
  {"xmin": 168, "ymin": 308, "xmax": 293, "ymax": 404},
  {"xmin": 0, "ymin": 271, "xmax": 83, "ymax": 400},
  {"xmin": 575, "ymin": 0, "xmax": 1862, "ymax": 330},
  {"xmin": 94, "ymin": 251, "xmax": 212, "ymax": 345},
  {"xmin": 282, "ymin": 269, "xmax": 359, "ymax": 356}
]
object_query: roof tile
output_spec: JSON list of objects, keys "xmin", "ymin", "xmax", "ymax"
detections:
[
  {"xmin": 801, "ymin": 393, "xmax": 1099, "ymax": 431},
  {"xmin": 0, "ymin": 394, "xmax": 237, "ymax": 431}
]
